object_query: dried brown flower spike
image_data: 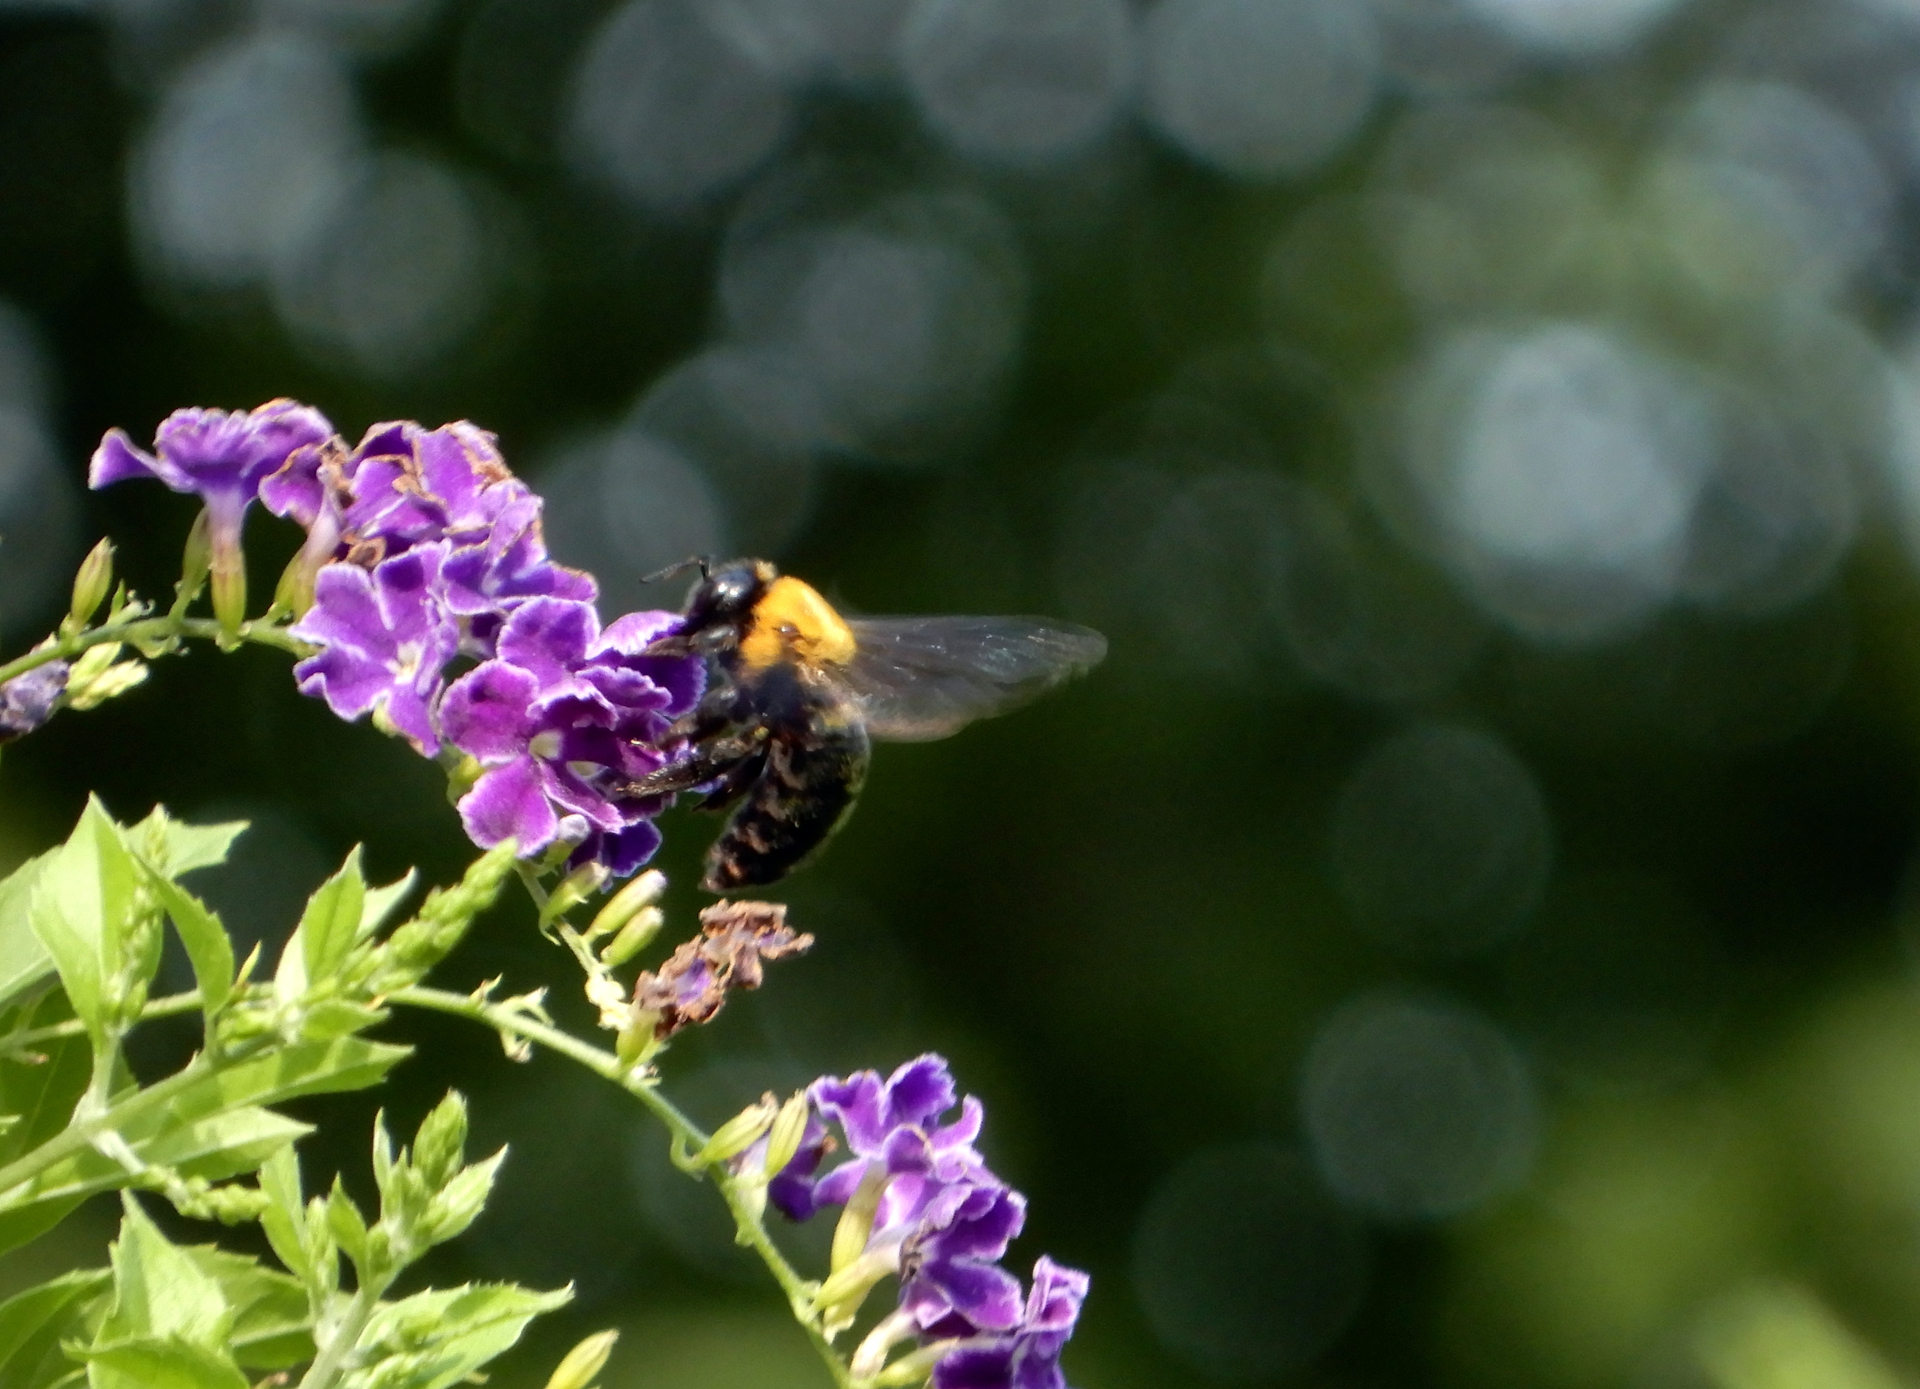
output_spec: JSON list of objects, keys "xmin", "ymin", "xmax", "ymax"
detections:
[{"xmin": 631, "ymin": 900, "xmax": 815, "ymax": 1041}]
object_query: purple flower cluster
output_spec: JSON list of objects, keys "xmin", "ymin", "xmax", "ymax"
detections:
[
  {"xmin": 752, "ymin": 1055, "xmax": 1088, "ymax": 1389},
  {"xmin": 88, "ymin": 402, "xmax": 702, "ymax": 876},
  {"xmin": 0, "ymin": 661, "xmax": 68, "ymax": 743}
]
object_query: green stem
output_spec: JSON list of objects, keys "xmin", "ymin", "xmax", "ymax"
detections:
[
  {"xmin": 389, "ymin": 985, "xmax": 855, "ymax": 1389},
  {"xmin": 296, "ymin": 1278, "xmax": 386, "ymax": 1389},
  {"xmin": 0, "ymin": 612, "xmax": 307, "ymax": 689},
  {"xmin": 1, "ymin": 990, "xmax": 209, "ymax": 1053}
]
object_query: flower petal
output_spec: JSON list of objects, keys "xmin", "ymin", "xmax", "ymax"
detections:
[{"xmin": 458, "ymin": 758, "xmax": 559, "ymax": 855}]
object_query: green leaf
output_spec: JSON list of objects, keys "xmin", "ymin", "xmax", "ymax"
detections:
[
  {"xmin": 0, "ymin": 850, "xmax": 57, "ymax": 1012},
  {"xmin": 82, "ymin": 1336, "xmax": 250, "ymax": 1389},
  {"xmin": 161, "ymin": 1037, "xmax": 410, "ymax": 1122},
  {"xmin": 360, "ymin": 870, "xmax": 419, "ymax": 942},
  {"xmin": 422, "ymin": 1148, "xmax": 505, "ymax": 1248},
  {"xmin": 256, "ymin": 1147, "xmax": 309, "ymax": 1285},
  {"xmin": 0, "ymin": 991, "xmax": 90, "ymax": 1167},
  {"xmin": 98, "ymin": 1196, "xmax": 234, "ymax": 1347},
  {"xmin": 177, "ymin": 1246, "xmax": 312, "ymax": 1370},
  {"xmin": 298, "ymin": 1000, "xmax": 389, "ymax": 1041},
  {"xmin": 300, "ymin": 848, "xmax": 367, "ymax": 990},
  {"xmin": 28, "ymin": 799, "xmax": 146, "ymax": 1036},
  {"xmin": 142, "ymin": 876, "xmax": 233, "ymax": 1019},
  {"xmin": 350, "ymin": 1283, "xmax": 573, "ymax": 1389},
  {"xmin": 127, "ymin": 808, "xmax": 249, "ymax": 881},
  {"xmin": 0, "ymin": 1270, "xmax": 109, "ymax": 1378}
]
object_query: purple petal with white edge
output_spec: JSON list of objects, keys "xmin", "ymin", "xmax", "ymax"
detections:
[
  {"xmin": 932, "ymin": 1097, "xmax": 985, "ymax": 1154},
  {"xmin": 370, "ymin": 544, "xmax": 446, "ymax": 644},
  {"xmin": 440, "ymin": 662, "xmax": 540, "ymax": 762},
  {"xmin": 259, "ymin": 438, "xmax": 333, "ymax": 523},
  {"xmin": 886, "ymin": 1055, "xmax": 960, "ymax": 1130},
  {"xmin": 910, "ymin": 1259, "xmax": 1026, "ymax": 1333},
  {"xmin": 459, "ymin": 758, "xmax": 559, "ymax": 855},
  {"xmin": 294, "ymin": 645, "xmax": 402, "ymax": 721},
  {"xmin": 291, "ymin": 564, "xmax": 394, "ymax": 660},
  {"xmin": 382, "ymin": 677, "xmax": 442, "ymax": 756},
  {"xmin": 595, "ymin": 609, "xmax": 684, "ymax": 656},
  {"xmin": 927, "ymin": 1187, "xmax": 1026, "ymax": 1262},
  {"xmin": 815, "ymin": 1072, "xmax": 890, "ymax": 1156},
  {"xmin": 1023, "ymin": 1258, "xmax": 1090, "ymax": 1332},
  {"xmin": 497, "ymin": 598, "xmax": 598, "ymax": 684},
  {"xmin": 535, "ymin": 758, "xmax": 624, "ymax": 827},
  {"xmin": 88, "ymin": 430, "xmax": 164, "ymax": 490},
  {"xmin": 810, "ymin": 1159, "xmax": 871, "ymax": 1210}
]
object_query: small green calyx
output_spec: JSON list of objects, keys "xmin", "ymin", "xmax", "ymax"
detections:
[
  {"xmin": 69, "ymin": 537, "xmax": 114, "ymax": 627},
  {"xmin": 543, "ymin": 1329, "xmax": 619, "ymax": 1389}
]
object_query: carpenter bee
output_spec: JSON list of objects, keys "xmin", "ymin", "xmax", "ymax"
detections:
[{"xmin": 631, "ymin": 559, "xmax": 1106, "ymax": 891}]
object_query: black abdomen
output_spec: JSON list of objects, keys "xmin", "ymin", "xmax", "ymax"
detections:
[{"xmin": 704, "ymin": 714, "xmax": 870, "ymax": 890}]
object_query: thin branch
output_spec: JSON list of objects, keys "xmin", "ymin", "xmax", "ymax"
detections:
[{"xmin": 389, "ymin": 985, "xmax": 855, "ymax": 1389}]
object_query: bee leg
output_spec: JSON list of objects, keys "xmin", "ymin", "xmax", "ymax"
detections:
[
  {"xmin": 668, "ymin": 685, "xmax": 751, "ymax": 742},
  {"xmin": 625, "ymin": 730, "xmax": 767, "ymax": 798},
  {"xmin": 696, "ymin": 746, "xmax": 769, "ymax": 814}
]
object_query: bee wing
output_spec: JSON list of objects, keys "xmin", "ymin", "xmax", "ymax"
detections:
[{"xmin": 839, "ymin": 616, "xmax": 1107, "ymax": 742}]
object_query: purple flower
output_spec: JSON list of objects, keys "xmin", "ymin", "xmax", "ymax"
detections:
[
  {"xmin": 0, "ymin": 661, "xmax": 68, "ymax": 742},
  {"xmin": 761, "ymin": 1053, "xmax": 1088, "ymax": 1383},
  {"xmin": 266, "ymin": 418, "xmax": 592, "ymax": 643},
  {"xmin": 932, "ymin": 1258, "xmax": 1090, "ymax": 1389},
  {"xmin": 91, "ymin": 399, "xmax": 335, "ymax": 530},
  {"xmin": 440, "ymin": 600, "xmax": 701, "ymax": 872},
  {"xmin": 289, "ymin": 543, "xmax": 461, "ymax": 755}
]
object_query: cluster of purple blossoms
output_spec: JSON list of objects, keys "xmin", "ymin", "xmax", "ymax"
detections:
[
  {"xmin": 89, "ymin": 401, "xmax": 703, "ymax": 876},
  {"xmin": 747, "ymin": 1055, "xmax": 1088, "ymax": 1389}
]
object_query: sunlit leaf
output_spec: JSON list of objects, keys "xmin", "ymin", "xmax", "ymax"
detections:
[
  {"xmin": 350, "ymin": 1283, "xmax": 574, "ymax": 1389},
  {"xmin": 0, "ymin": 850, "xmax": 57, "ymax": 1013},
  {"xmin": 299, "ymin": 848, "xmax": 367, "ymax": 990},
  {"xmin": 142, "ymin": 875, "xmax": 234, "ymax": 1019},
  {"xmin": 0, "ymin": 1270, "xmax": 109, "ymax": 1382},
  {"xmin": 127, "ymin": 808, "xmax": 250, "ymax": 881}
]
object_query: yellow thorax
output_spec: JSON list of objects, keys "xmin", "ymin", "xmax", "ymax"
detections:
[{"xmin": 739, "ymin": 575, "xmax": 856, "ymax": 671}]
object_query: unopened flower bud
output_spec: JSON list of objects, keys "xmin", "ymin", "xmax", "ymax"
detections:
[
  {"xmin": 544, "ymin": 1330, "xmax": 619, "ymax": 1389},
  {"xmin": 70, "ymin": 539, "xmax": 113, "ymax": 627},
  {"xmin": 179, "ymin": 508, "xmax": 212, "ymax": 600},
  {"xmin": 541, "ymin": 861, "xmax": 607, "ymax": 929},
  {"xmin": 64, "ymin": 643, "xmax": 148, "ymax": 711},
  {"xmin": 586, "ymin": 869, "xmax": 667, "ymax": 940},
  {"xmin": 413, "ymin": 1092, "xmax": 469, "ymax": 1191},
  {"xmin": 598, "ymin": 906, "xmax": 664, "ymax": 968},
  {"xmin": 763, "ymin": 1090, "xmax": 813, "ymax": 1180},
  {"xmin": 694, "ymin": 1094, "xmax": 778, "ymax": 1166},
  {"xmin": 273, "ymin": 546, "xmax": 315, "ymax": 619}
]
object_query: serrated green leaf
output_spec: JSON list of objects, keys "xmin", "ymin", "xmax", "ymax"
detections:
[
  {"xmin": 177, "ymin": 1246, "xmax": 312, "ymax": 1370},
  {"xmin": 0, "ymin": 1270, "xmax": 109, "ymax": 1375},
  {"xmin": 422, "ymin": 1148, "xmax": 505, "ymax": 1248},
  {"xmin": 161, "ymin": 1038, "xmax": 411, "ymax": 1122},
  {"xmin": 142, "ymin": 877, "xmax": 232, "ymax": 1020},
  {"xmin": 83, "ymin": 1335, "xmax": 250, "ymax": 1389},
  {"xmin": 0, "ymin": 850, "xmax": 57, "ymax": 1012},
  {"xmin": 360, "ymin": 870, "xmax": 419, "ymax": 942},
  {"xmin": 347, "ymin": 1283, "xmax": 573, "ymax": 1389},
  {"xmin": 98, "ymin": 1196, "xmax": 234, "ymax": 1347},
  {"xmin": 300, "ymin": 848, "xmax": 366, "ymax": 990},
  {"xmin": 127, "ymin": 809, "xmax": 249, "ymax": 881},
  {"xmin": 28, "ymin": 800, "xmax": 146, "ymax": 1036},
  {"xmin": 257, "ymin": 1147, "xmax": 309, "ymax": 1284}
]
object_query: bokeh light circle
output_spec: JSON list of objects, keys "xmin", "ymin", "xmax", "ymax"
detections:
[
  {"xmin": 1134, "ymin": 1143, "xmax": 1369, "ymax": 1379},
  {"xmin": 568, "ymin": 0, "xmax": 794, "ymax": 212},
  {"xmin": 1142, "ymin": 0, "xmax": 1380, "ymax": 180},
  {"xmin": 898, "ymin": 0, "xmax": 1136, "ymax": 166},
  {"xmin": 131, "ymin": 32, "xmax": 362, "ymax": 289},
  {"xmin": 1302, "ymin": 990, "xmax": 1540, "ymax": 1219},
  {"xmin": 1331, "ymin": 722, "xmax": 1552, "ymax": 954}
]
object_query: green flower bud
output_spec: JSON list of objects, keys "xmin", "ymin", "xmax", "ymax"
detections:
[
  {"xmin": 179, "ymin": 508, "xmax": 212, "ymax": 602},
  {"xmin": 763, "ymin": 1089, "xmax": 813, "ymax": 1180},
  {"xmin": 831, "ymin": 1164, "xmax": 889, "ymax": 1275},
  {"xmin": 543, "ymin": 1330, "xmax": 619, "ymax": 1389},
  {"xmin": 694, "ymin": 1094, "xmax": 778, "ymax": 1166},
  {"xmin": 541, "ymin": 861, "xmax": 607, "ymax": 929},
  {"xmin": 598, "ymin": 906, "xmax": 664, "ymax": 968},
  {"xmin": 585, "ymin": 868, "xmax": 667, "ymax": 940},
  {"xmin": 64, "ymin": 643, "xmax": 149, "ymax": 711},
  {"xmin": 413, "ymin": 1092, "xmax": 469, "ymax": 1191},
  {"xmin": 70, "ymin": 539, "xmax": 113, "ymax": 627}
]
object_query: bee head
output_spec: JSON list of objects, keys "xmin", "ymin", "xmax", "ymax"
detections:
[{"xmin": 642, "ymin": 558, "xmax": 777, "ymax": 658}]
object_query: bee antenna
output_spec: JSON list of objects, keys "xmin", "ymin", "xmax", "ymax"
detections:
[{"xmin": 642, "ymin": 555, "xmax": 712, "ymax": 584}]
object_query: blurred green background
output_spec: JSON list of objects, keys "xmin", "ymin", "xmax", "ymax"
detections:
[{"xmin": 9, "ymin": 0, "xmax": 1920, "ymax": 1386}]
